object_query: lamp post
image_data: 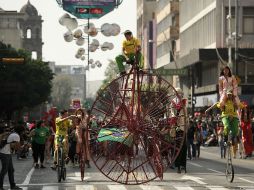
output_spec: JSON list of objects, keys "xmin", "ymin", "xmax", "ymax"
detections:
[{"xmin": 227, "ymin": 0, "xmax": 233, "ymax": 70}]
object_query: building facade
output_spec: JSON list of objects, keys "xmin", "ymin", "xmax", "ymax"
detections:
[
  {"xmin": 179, "ymin": 0, "xmax": 254, "ymax": 108},
  {"xmin": 54, "ymin": 65, "xmax": 87, "ymax": 101},
  {"xmin": 0, "ymin": 1, "xmax": 43, "ymax": 59},
  {"xmin": 137, "ymin": 0, "xmax": 157, "ymax": 69}
]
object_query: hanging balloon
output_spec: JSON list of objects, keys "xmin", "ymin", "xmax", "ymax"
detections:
[
  {"xmin": 73, "ymin": 29, "xmax": 83, "ymax": 39},
  {"xmin": 111, "ymin": 23, "xmax": 121, "ymax": 36},
  {"xmin": 59, "ymin": 13, "xmax": 71, "ymax": 25},
  {"xmin": 81, "ymin": 56, "xmax": 86, "ymax": 61},
  {"xmin": 91, "ymin": 39, "xmax": 100, "ymax": 48},
  {"xmin": 84, "ymin": 23, "xmax": 95, "ymax": 34},
  {"xmin": 101, "ymin": 42, "xmax": 109, "ymax": 51},
  {"xmin": 65, "ymin": 18, "xmax": 78, "ymax": 31},
  {"xmin": 89, "ymin": 59, "xmax": 94, "ymax": 64},
  {"xmin": 63, "ymin": 31, "xmax": 73, "ymax": 42},
  {"xmin": 88, "ymin": 27, "xmax": 98, "ymax": 37},
  {"xmin": 77, "ymin": 48, "xmax": 85, "ymax": 55},
  {"xmin": 107, "ymin": 43, "xmax": 114, "ymax": 50},
  {"xmin": 101, "ymin": 23, "xmax": 112, "ymax": 37},
  {"xmin": 75, "ymin": 53, "xmax": 82, "ymax": 59},
  {"xmin": 76, "ymin": 37, "xmax": 85, "ymax": 46},
  {"xmin": 95, "ymin": 61, "xmax": 102, "ymax": 68},
  {"xmin": 91, "ymin": 63, "xmax": 96, "ymax": 69},
  {"xmin": 89, "ymin": 44, "xmax": 97, "ymax": 52}
]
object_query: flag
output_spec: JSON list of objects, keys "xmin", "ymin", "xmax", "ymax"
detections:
[{"xmin": 97, "ymin": 128, "xmax": 133, "ymax": 147}]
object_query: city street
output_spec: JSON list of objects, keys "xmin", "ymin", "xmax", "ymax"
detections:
[{"xmin": 4, "ymin": 146, "xmax": 254, "ymax": 190}]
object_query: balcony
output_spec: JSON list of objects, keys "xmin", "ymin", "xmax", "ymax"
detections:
[
  {"xmin": 170, "ymin": 1, "xmax": 179, "ymax": 14},
  {"xmin": 170, "ymin": 26, "xmax": 179, "ymax": 40}
]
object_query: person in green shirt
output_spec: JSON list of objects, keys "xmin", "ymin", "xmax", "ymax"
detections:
[
  {"xmin": 30, "ymin": 120, "xmax": 50, "ymax": 168},
  {"xmin": 205, "ymin": 91, "xmax": 244, "ymax": 143}
]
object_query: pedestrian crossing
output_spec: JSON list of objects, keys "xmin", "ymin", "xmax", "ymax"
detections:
[{"xmin": 16, "ymin": 184, "xmax": 254, "ymax": 190}]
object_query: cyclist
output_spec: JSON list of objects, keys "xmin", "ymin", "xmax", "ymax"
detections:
[
  {"xmin": 205, "ymin": 91, "xmax": 245, "ymax": 144},
  {"xmin": 51, "ymin": 109, "xmax": 76, "ymax": 170},
  {"xmin": 115, "ymin": 30, "xmax": 144, "ymax": 76}
]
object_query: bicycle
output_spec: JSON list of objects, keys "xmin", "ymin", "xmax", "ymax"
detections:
[
  {"xmin": 225, "ymin": 130, "xmax": 234, "ymax": 183},
  {"xmin": 56, "ymin": 135, "xmax": 67, "ymax": 182},
  {"xmin": 87, "ymin": 51, "xmax": 186, "ymax": 184}
]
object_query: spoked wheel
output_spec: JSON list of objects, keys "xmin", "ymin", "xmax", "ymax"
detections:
[
  {"xmin": 226, "ymin": 147, "xmax": 234, "ymax": 183},
  {"xmin": 57, "ymin": 148, "xmax": 63, "ymax": 182},
  {"xmin": 88, "ymin": 70, "xmax": 186, "ymax": 184}
]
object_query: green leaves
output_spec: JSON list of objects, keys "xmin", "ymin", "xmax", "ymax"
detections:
[{"xmin": 0, "ymin": 41, "xmax": 53, "ymax": 119}]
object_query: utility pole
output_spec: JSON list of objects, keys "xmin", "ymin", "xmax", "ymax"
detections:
[
  {"xmin": 234, "ymin": 0, "xmax": 239, "ymax": 75},
  {"xmin": 227, "ymin": 0, "xmax": 233, "ymax": 70}
]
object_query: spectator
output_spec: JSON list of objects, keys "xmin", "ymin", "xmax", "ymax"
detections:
[
  {"xmin": 30, "ymin": 120, "xmax": 50, "ymax": 168},
  {"xmin": 240, "ymin": 104, "xmax": 253, "ymax": 158},
  {"xmin": 0, "ymin": 129, "xmax": 22, "ymax": 190},
  {"xmin": 187, "ymin": 120, "xmax": 196, "ymax": 160}
]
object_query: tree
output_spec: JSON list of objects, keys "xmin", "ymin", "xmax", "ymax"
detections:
[
  {"xmin": 0, "ymin": 42, "xmax": 54, "ymax": 120},
  {"xmin": 51, "ymin": 75, "xmax": 72, "ymax": 110},
  {"xmin": 100, "ymin": 59, "xmax": 119, "ymax": 90}
]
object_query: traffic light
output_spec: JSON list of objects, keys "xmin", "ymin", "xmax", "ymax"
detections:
[
  {"xmin": 188, "ymin": 94, "xmax": 192, "ymax": 105},
  {"xmin": 1, "ymin": 58, "xmax": 24, "ymax": 64},
  {"xmin": 192, "ymin": 96, "xmax": 197, "ymax": 105}
]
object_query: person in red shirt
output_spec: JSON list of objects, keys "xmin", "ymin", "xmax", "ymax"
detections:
[{"xmin": 240, "ymin": 102, "xmax": 253, "ymax": 158}]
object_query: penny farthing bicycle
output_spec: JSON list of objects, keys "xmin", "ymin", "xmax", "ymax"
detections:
[{"xmin": 86, "ymin": 52, "xmax": 187, "ymax": 184}]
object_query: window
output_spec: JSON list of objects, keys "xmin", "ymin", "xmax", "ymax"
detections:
[
  {"xmin": 32, "ymin": 51, "xmax": 37, "ymax": 60},
  {"xmin": 243, "ymin": 17, "xmax": 254, "ymax": 34},
  {"xmin": 26, "ymin": 29, "xmax": 31, "ymax": 39},
  {"xmin": 243, "ymin": 7, "xmax": 254, "ymax": 34}
]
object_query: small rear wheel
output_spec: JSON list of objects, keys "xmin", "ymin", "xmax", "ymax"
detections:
[
  {"xmin": 226, "ymin": 159, "xmax": 234, "ymax": 182},
  {"xmin": 57, "ymin": 148, "xmax": 62, "ymax": 182},
  {"xmin": 225, "ymin": 146, "xmax": 234, "ymax": 183}
]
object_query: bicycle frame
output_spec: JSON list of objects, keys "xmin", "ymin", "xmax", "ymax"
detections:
[{"xmin": 56, "ymin": 135, "xmax": 66, "ymax": 182}]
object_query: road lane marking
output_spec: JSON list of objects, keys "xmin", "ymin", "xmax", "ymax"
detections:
[
  {"xmin": 42, "ymin": 186, "xmax": 59, "ymax": 190},
  {"xmin": 207, "ymin": 168, "xmax": 224, "ymax": 174},
  {"xmin": 174, "ymin": 186, "xmax": 194, "ymax": 190},
  {"xmin": 181, "ymin": 175, "xmax": 207, "ymax": 185},
  {"xmin": 22, "ymin": 167, "xmax": 34, "ymax": 185},
  {"xmin": 238, "ymin": 177, "xmax": 254, "ymax": 184},
  {"xmin": 207, "ymin": 186, "xmax": 230, "ymax": 190},
  {"xmin": 107, "ymin": 185, "xmax": 127, "ymax": 190},
  {"xmin": 140, "ymin": 185, "xmax": 163, "ymax": 190},
  {"xmin": 76, "ymin": 185, "xmax": 95, "ymax": 190},
  {"xmin": 188, "ymin": 162, "xmax": 203, "ymax": 167}
]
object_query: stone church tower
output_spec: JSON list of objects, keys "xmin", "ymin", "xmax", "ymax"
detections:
[{"xmin": 19, "ymin": 1, "xmax": 43, "ymax": 59}]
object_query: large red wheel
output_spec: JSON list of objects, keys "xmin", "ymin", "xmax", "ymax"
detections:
[{"xmin": 88, "ymin": 70, "xmax": 186, "ymax": 184}]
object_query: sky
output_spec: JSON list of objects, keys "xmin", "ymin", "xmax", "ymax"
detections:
[{"xmin": 0, "ymin": 0, "xmax": 137, "ymax": 81}]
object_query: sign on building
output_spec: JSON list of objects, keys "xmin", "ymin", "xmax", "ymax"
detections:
[{"xmin": 62, "ymin": 0, "xmax": 117, "ymax": 19}]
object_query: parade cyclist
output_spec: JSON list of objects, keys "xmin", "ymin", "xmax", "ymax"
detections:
[
  {"xmin": 51, "ymin": 109, "xmax": 76, "ymax": 170},
  {"xmin": 115, "ymin": 30, "xmax": 144, "ymax": 76},
  {"xmin": 205, "ymin": 91, "xmax": 245, "ymax": 144}
]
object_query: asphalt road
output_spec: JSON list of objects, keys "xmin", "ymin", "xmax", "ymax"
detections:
[{"xmin": 1, "ymin": 146, "xmax": 254, "ymax": 190}]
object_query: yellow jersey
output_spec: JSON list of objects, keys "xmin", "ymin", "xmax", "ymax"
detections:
[
  {"xmin": 216, "ymin": 101, "xmax": 244, "ymax": 118},
  {"xmin": 122, "ymin": 37, "xmax": 140, "ymax": 55},
  {"xmin": 55, "ymin": 117, "xmax": 72, "ymax": 136}
]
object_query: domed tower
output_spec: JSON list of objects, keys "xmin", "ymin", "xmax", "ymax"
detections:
[{"xmin": 19, "ymin": 0, "xmax": 43, "ymax": 59}]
